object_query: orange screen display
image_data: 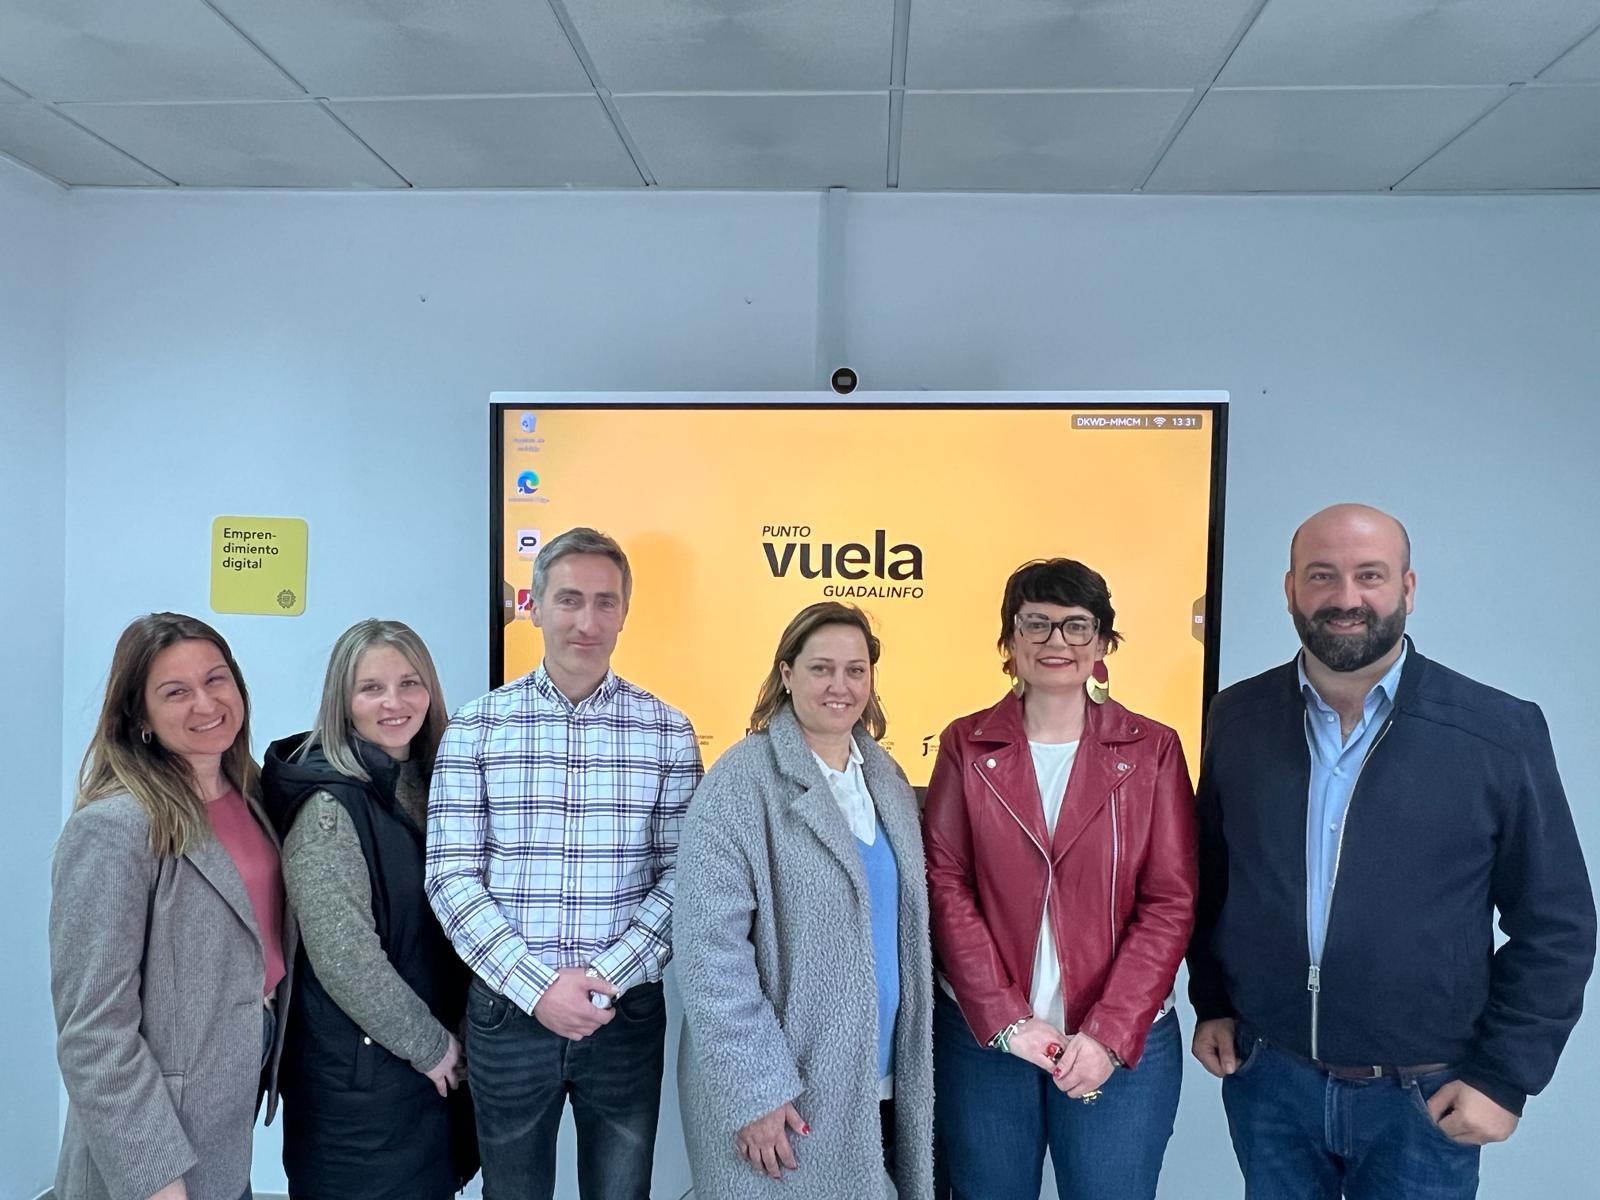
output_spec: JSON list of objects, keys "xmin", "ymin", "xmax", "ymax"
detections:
[{"xmin": 492, "ymin": 399, "xmax": 1225, "ymax": 786}]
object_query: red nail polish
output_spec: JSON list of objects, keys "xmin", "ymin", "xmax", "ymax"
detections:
[{"xmin": 801, "ymin": 1123, "xmax": 811, "ymax": 1135}]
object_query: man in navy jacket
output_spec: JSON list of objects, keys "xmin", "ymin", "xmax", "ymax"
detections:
[{"xmin": 1189, "ymin": 503, "xmax": 1594, "ymax": 1199}]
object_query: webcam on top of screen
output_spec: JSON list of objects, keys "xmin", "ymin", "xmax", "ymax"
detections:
[{"xmin": 830, "ymin": 367, "xmax": 858, "ymax": 395}]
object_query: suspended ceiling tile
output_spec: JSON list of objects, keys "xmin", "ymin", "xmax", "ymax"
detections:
[
  {"xmin": 615, "ymin": 93, "xmax": 887, "ymax": 188},
  {"xmin": 330, "ymin": 96, "xmax": 641, "ymax": 187},
  {"xmin": 1541, "ymin": 24, "xmax": 1600, "ymax": 81},
  {"xmin": 908, "ymin": 0, "xmax": 1262, "ymax": 89},
  {"xmin": 61, "ymin": 101, "xmax": 404, "ymax": 187},
  {"xmin": 0, "ymin": 0, "xmax": 301, "ymax": 101},
  {"xmin": 1221, "ymin": 0, "xmax": 1600, "ymax": 86},
  {"xmin": 562, "ymin": 0, "xmax": 892, "ymax": 91},
  {"xmin": 0, "ymin": 103, "xmax": 169, "ymax": 185},
  {"xmin": 209, "ymin": 0, "xmax": 591, "ymax": 97},
  {"xmin": 899, "ymin": 90, "xmax": 1191, "ymax": 191},
  {"xmin": 1399, "ymin": 85, "xmax": 1600, "ymax": 190},
  {"xmin": 1147, "ymin": 86, "xmax": 1504, "ymax": 192}
]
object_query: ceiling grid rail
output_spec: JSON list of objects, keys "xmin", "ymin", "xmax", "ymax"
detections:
[
  {"xmin": 3, "ymin": 0, "xmax": 1599, "ymax": 192},
  {"xmin": 885, "ymin": 0, "xmax": 913, "ymax": 188},
  {"xmin": 1391, "ymin": 10, "xmax": 1600, "ymax": 192},
  {"xmin": 541, "ymin": 0, "xmax": 657, "ymax": 186},
  {"xmin": 196, "ymin": 0, "xmax": 413, "ymax": 186},
  {"xmin": 1130, "ymin": 0, "xmax": 1273, "ymax": 193},
  {"xmin": 0, "ymin": 67, "xmax": 177, "ymax": 187}
]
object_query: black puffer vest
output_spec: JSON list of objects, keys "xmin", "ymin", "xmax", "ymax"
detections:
[{"xmin": 262, "ymin": 734, "xmax": 477, "ymax": 1199}]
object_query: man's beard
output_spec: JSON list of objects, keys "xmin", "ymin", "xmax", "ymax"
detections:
[{"xmin": 1293, "ymin": 601, "xmax": 1406, "ymax": 673}]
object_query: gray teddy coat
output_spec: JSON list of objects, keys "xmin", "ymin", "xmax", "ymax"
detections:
[{"xmin": 675, "ymin": 705, "xmax": 934, "ymax": 1200}]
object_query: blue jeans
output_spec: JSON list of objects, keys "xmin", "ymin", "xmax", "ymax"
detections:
[
  {"xmin": 933, "ymin": 987, "xmax": 1181, "ymax": 1200},
  {"xmin": 1221, "ymin": 1025, "xmax": 1481, "ymax": 1199},
  {"xmin": 466, "ymin": 978, "xmax": 666, "ymax": 1200},
  {"xmin": 240, "ymin": 1006, "xmax": 275, "ymax": 1200}
]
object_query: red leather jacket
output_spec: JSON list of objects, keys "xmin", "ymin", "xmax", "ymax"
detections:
[{"xmin": 923, "ymin": 692, "xmax": 1197, "ymax": 1066}]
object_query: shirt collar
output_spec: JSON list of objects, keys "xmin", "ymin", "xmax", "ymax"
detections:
[
  {"xmin": 529, "ymin": 662, "xmax": 620, "ymax": 712},
  {"xmin": 811, "ymin": 737, "xmax": 864, "ymax": 779},
  {"xmin": 1297, "ymin": 640, "xmax": 1408, "ymax": 714}
]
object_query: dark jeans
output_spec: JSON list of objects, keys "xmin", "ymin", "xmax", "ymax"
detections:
[
  {"xmin": 466, "ymin": 977, "xmax": 666, "ymax": 1200},
  {"xmin": 1221, "ymin": 1025, "xmax": 1481, "ymax": 1200},
  {"xmin": 933, "ymin": 987, "xmax": 1181, "ymax": 1200},
  {"xmin": 241, "ymin": 1005, "xmax": 275, "ymax": 1200}
]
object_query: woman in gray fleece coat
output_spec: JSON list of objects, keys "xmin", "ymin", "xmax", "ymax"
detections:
[{"xmin": 676, "ymin": 602, "xmax": 934, "ymax": 1200}]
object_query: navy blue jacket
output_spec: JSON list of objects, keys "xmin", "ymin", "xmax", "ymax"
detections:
[{"xmin": 1188, "ymin": 641, "xmax": 1594, "ymax": 1115}]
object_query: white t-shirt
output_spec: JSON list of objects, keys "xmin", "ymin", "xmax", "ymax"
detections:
[{"xmin": 1028, "ymin": 739, "xmax": 1079, "ymax": 1032}]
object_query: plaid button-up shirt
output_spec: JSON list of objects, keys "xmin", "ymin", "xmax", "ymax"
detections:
[{"xmin": 425, "ymin": 665, "xmax": 703, "ymax": 1013}]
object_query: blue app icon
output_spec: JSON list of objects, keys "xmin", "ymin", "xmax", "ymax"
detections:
[
  {"xmin": 516, "ymin": 470, "xmax": 539, "ymax": 494},
  {"xmin": 520, "ymin": 413, "xmax": 538, "ymax": 433}
]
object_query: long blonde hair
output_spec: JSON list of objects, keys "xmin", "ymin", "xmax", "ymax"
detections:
[
  {"xmin": 749, "ymin": 601, "xmax": 887, "ymax": 739},
  {"xmin": 296, "ymin": 619, "xmax": 449, "ymax": 782},
  {"xmin": 76, "ymin": 613, "xmax": 259, "ymax": 858}
]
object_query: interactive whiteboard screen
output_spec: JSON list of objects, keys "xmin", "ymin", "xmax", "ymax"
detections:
[{"xmin": 491, "ymin": 396, "xmax": 1226, "ymax": 787}]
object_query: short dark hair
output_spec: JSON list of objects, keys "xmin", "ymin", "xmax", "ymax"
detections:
[{"xmin": 996, "ymin": 558, "xmax": 1122, "ymax": 677}]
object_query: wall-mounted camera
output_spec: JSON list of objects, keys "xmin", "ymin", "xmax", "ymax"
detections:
[{"xmin": 830, "ymin": 367, "xmax": 858, "ymax": 395}]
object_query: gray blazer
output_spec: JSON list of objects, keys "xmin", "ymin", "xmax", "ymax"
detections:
[
  {"xmin": 50, "ymin": 792, "xmax": 294, "ymax": 1200},
  {"xmin": 675, "ymin": 706, "xmax": 935, "ymax": 1200}
]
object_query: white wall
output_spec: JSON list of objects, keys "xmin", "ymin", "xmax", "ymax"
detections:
[
  {"xmin": 50, "ymin": 188, "xmax": 1600, "ymax": 1198},
  {"xmin": 0, "ymin": 157, "xmax": 66, "ymax": 1199},
  {"xmin": 59, "ymin": 189, "xmax": 821, "ymax": 1200},
  {"xmin": 842, "ymin": 193, "xmax": 1600, "ymax": 1199}
]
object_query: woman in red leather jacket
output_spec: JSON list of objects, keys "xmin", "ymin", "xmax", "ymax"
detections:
[{"xmin": 923, "ymin": 558, "xmax": 1197, "ymax": 1200}]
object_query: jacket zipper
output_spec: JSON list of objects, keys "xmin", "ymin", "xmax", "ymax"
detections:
[
  {"xmin": 974, "ymin": 760, "xmax": 1054, "ymax": 1016},
  {"xmin": 1307, "ymin": 717, "xmax": 1392, "ymax": 1061},
  {"xmin": 1108, "ymin": 789, "xmax": 1121, "ymax": 952},
  {"xmin": 974, "ymin": 761, "xmax": 1048, "ymax": 858}
]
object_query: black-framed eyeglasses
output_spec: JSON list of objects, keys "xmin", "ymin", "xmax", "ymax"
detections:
[{"xmin": 1014, "ymin": 613, "xmax": 1100, "ymax": 646}]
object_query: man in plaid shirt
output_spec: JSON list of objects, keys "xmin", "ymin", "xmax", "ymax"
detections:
[{"xmin": 426, "ymin": 526, "xmax": 703, "ymax": 1200}]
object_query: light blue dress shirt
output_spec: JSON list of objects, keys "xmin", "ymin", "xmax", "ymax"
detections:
[{"xmin": 1299, "ymin": 643, "xmax": 1407, "ymax": 964}]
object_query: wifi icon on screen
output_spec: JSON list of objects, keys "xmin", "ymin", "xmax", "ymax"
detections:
[{"xmin": 1153, "ymin": 416, "xmax": 1167, "ymax": 427}]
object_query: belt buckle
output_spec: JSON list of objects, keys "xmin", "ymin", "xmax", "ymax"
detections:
[{"xmin": 1316, "ymin": 1060, "xmax": 1384, "ymax": 1081}]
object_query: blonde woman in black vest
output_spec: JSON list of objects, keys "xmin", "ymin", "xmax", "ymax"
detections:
[{"xmin": 262, "ymin": 620, "xmax": 476, "ymax": 1199}]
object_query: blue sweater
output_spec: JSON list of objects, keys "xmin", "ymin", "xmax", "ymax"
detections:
[{"xmin": 858, "ymin": 818, "xmax": 900, "ymax": 1085}]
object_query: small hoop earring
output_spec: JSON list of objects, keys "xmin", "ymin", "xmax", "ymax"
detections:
[{"xmin": 140, "ymin": 727, "xmax": 152, "ymax": 745}]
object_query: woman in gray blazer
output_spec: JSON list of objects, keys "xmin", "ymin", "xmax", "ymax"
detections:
[
  {"xmin": 51, "ymin": 613, "xmax": 294, "ymax": 1200},
  {"xmin": 676, "ymin": 601, "xmax": 935, "ymax": 1200}
]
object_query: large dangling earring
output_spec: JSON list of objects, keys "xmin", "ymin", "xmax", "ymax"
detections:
[
  {"xmin": 1086, "ymin": 660, "xmax": 1110, "ymax": 705},
  {"xmin": 140, "ymin": 727, "xmax": 153, "ymax": 745}
]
